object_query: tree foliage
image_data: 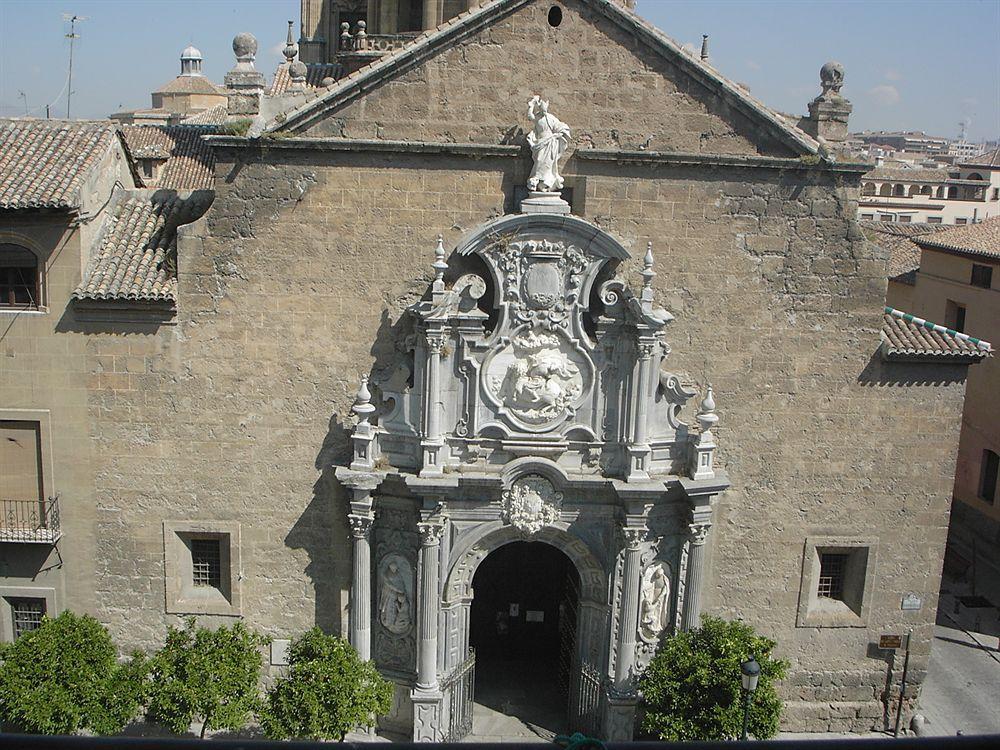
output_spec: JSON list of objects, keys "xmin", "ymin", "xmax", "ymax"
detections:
[
  {"xmin": 260, "ymin": 628, "xmax": 392, "ymax": 741},
  {"xmin": 639, "ymin": 615, "xmax": 788, "ymax": 741},
  {"xmin": 146, "ymin": 618, "xmax": 267, "ymax": 738},
  {"xmin": 0, "ymin": 611, "xmax": 148, "ymax": 735}
]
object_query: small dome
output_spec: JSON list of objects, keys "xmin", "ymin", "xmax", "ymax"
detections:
[
  {"xmin": 233, "ymin": 32, "xmax": 258, "ymax": 59},
  {"xmin": 181, "ymin": 45, "xmax": 202, "ymax": 61}
]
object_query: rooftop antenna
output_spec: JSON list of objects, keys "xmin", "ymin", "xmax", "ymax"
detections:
[
  {"xmin": 17, "ymin": 90, "xmax": 28, "ymax": 115},
  {"xmin": 63, "ymin": 13, "xmax": 88, "ymax": 119}
]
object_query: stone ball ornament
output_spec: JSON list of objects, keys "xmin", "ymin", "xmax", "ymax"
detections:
[
  {"xmin": 233, "ymin": 32, "xmax": 258, "ymax": 59},
  {"xmin": 819, "ymin": 61, "xmax": 845, "ymax": 95},
  {"xmin": 290, "ymin": 60, "xmax": 308, "ymax": 80}
]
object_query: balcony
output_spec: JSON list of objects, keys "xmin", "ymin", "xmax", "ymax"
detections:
[{"xmin": 0, "ymin": 497, "xmax": 61, "ymax": 543}]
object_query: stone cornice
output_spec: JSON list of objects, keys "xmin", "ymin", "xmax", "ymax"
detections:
[
  {"xmin": 575, "ymin": 149, "xmax": 871, "ymax": 174},
  {"xmin": 204, "ymin": 135, "xmax": 520, "ymax": 158}
]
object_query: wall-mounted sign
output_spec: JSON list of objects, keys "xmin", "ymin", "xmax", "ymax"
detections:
[
  {"xmin": 509, "ymin": 603, "xmax": 520, "ymax": 617},
  {"xmin": 879, "ymin": 634, "xmax": 903, "ymax": 650},
  {"xmin": 526, "ymin": 610, "xmax": 544, "ymax": 622},
  {"xmin": 901, "ymin": 593, "xmax": 922, "ymax": 611}
]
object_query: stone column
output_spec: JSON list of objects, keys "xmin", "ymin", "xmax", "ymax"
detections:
[
  {"xmin": 682, "ymin": 522, "xmax": 710, "ymax": 631},
  {"xmin": 411, "ymin": 519, "xmax": 445, "ymax": 741},
  {"xmin": 348, "ymin": 512, "xmax": 374, "ymax": 661},
  {"xmin": 614, "ymin": 527, "xmax": 645, "ymax": 687},
  {"xmin": 420, "ymin": 334, "xmax": 445, "ymax": 476},
  {"xmin": 422, "ymin": 0, "xmax": 441, "ymax": 30}
]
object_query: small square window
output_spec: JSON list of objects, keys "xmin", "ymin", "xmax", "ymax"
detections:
[
  {"xmin": 9, "ymin": 597, "xmax": 45, "ymax": 640},
  {"xmin": 860, "ymin": 213, "xmax": 875, "ymax": 220},
  {"xmin": 945, "ymin": 299, "xmax": 966, "ymax": 333},
  {"xmin": 980, "ymin": 449, "xmax": 999, "ymax": 504},
  {"xmin": 879, "ymin": 214, "xmax": 895, "ymax": 222},
  {"xmin": 797, "ymin": 537, "xmax": 877, "ymax": 628},
  {"xmin": 898, "ymin": 215, "xmax": 912, "ymax": 223},
  {"xmin": 927, "ymin": 217, "xmax": 943, "ymax": 224},
  {"xmin": 191, "ymin": 539, "xmax": 222, "ymax": 589},
  {"xmin": 971, "ymin": 264, "xmax": 993, "ymax": 289},
  {"xmin": 956, "ymin": 218, "xmax": 968, "ymax": 225},
  {"xmin": 0, "ymin": 245, "xmax": 41, "ymax": 308}
]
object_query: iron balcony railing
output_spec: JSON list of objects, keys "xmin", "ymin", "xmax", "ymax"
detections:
[{"xmin": 0, "ymin": 497, "xmax": 61, "ymax": 543}]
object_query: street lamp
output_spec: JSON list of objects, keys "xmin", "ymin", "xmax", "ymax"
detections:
[{"xmin": 740, "ymin": 655, "xmax": 761, "ymax": 741}]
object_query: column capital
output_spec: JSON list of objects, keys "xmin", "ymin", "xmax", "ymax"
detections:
[
  {"xmin": 418, "ymin": 520, "xmax": 445, "ymax": 546},
  {"xmin": 622, "ymin": 526, "xmax": 647, "ymax": 550},
  {"xmin": 348, "ymin": 513, "xmax": 374, "ymax": 539},
  {"xmin": 688, "ymin": 522, "xmax": 710, "ymax": 546}
]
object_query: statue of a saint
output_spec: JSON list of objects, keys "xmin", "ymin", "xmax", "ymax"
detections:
[
  {"xmin": 639, "ymin": 562, "xmax": 671, "ymax": 641},
  {"xmin": 378, "ymin": 556, "xmax": 412, "ymax": 634},
  {"xmin": 526, "ymin": 95, "xmax": 571, "ymax": 193}
]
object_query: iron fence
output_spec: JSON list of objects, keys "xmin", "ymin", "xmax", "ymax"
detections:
[
  {"xmin": 441, "ymin": 648, "xmax": 476, "ymax": 741},
  {"xmin": 568, "ymin": 661, "xmax": 603, "ymax": 737},
  {"xmin": 0, "ymin": 496, "xmax": 61, "ymax": 543}
]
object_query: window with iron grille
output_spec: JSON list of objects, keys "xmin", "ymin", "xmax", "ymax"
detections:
[
  {"xmin": 817, "ymin": 553, "xmax": 848, "ymax": 600},
  {"xmin": 191, "ymin": 538, "xmax": 222, "ymax": 588},
  {"xmin": 0, "ymin": 245, "xmax": 40, "ymax": 308},
  {"xmin": 981, "ymin": 449, "xmax": 999, "ymax": 504},
  {"xmin": 9, "ymin": 597, "xmax": 45, "ymax": 639}
]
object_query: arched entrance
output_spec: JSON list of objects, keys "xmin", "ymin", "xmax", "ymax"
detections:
[{"xmin": 469, "ymin": 540, "xmax": 579, "ymax": 737}]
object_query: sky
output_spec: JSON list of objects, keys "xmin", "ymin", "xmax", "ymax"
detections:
[{"xmin": 0, "ymin": 0, "xmax": 997, "ymax": 141}]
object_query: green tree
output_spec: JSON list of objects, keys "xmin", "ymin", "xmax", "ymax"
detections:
[
  {"xmin": 0, "ymin": 611, "xmax": 148, "ymax": 735},
  {"xmin": 146, "ymin": 618, "xmax": 268, "ymax": 738},
  {"xmin": 261, "ymin": 628, "xmax": 392, "ymax": 741},
  {"xmin": 639, "ymin": 615, "xmax": 788, "ymax": 741}
]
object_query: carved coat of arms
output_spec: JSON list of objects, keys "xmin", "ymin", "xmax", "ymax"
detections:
[{"xmin": 500, "ymin": 475, "xmax": 563, "ymax": 536}]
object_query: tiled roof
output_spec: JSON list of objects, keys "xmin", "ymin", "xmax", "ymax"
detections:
[
  {"xmin": 0, "ymin": 119, "xmax": 118, "ymax": 210},
  {"xmin": 960, "ymin": 147, "xmax": 1000, "ymax": 168},
  {"xmin": 270, "ymin": 62, "xmax": 343, "ymax": 95},
  {"xmin": 120, "ymin": 125, "xmax": 215, "ymax": 190},
  {"xmin": 861, "ymin": 221, "xmax": 952, "ymax": 284},
  {"xmin": 913, "ymin": 216, "xmax": 1000, "ymax": 260},
  {"xmin": 155, "ymin": 75, "xmax": 226, "ymax": 96},
  {"xmin": 181, "ymin": 104, "xmax": 230, "ymax": 126},
  {"xmin": 881, "ymin": 307, "xmax": 991, "ymax": 361},
  {"xmin": 74, "ymin": 193, "xmax": 210, "ymax": 303},
  {"xmin": 263, "ymin": 0, "xmax": 822, "ymax": 155},
  {"xmin": 865, "ymin": 167, "xmax": 951, "ymax": 182}
]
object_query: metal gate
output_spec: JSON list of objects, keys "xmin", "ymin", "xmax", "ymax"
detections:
[
  {"xmin": 442, "ymin": 648, "xmax": 476, "ymax": 741},
  {"xmin": 568, "ymin": 661, "xmax": 603, "ymax": 737}
]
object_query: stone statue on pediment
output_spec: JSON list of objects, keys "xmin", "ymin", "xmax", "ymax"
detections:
[{"xmin": 526, "ymin": 95, "xmax": 571, "ymax": 193}]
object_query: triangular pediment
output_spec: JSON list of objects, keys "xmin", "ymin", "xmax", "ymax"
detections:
[{"xmin": 265, "ymin": 0, "xmax": 818, "ymax": 158}]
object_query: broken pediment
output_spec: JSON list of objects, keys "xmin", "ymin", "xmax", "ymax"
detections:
[{"xmin": 269, "ymin": 0, "xmax": 816, "ymax": 158}]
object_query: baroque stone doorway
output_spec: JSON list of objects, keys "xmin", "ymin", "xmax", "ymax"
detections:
[{"xmin": 469, "ymin": 540, "xmax": 579, "ymax": 739}]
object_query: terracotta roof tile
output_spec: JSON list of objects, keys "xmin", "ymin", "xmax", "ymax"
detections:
[
  {"xmin": 959, "ymin": 147, "xmax": 1000, "ymax": 168},
  {"xmin": 74, "ymin": 193, "xmax": 209, "ymax": 303},
  {"xmin": 866, "ymin": 166, "xmax": 952, "ymax": 182},
  {"xmin": 154, "ymin": 75, "xmax": 226, "ymax": 96},
  {"xmin": 120, "ymin": 125, "xmax": 215, "ymax": 190},
  {"xmin": 270, "ymin": 62, "xmax": 343, "ymax": 95},
  {"xmin": 861, "ymin": 221, "xmax": 952, "ymax": 283},
  {"xmin": 181, "ymin": 104, "xmax": 230, "ymax": 126},
  {"xmin": 913, "ymin": 216, "xmax": 1000, "ymax": 260},
  {"xmin": 881, "ymin": 307, "xmax": 991, "ymax": 360},
  {"xmin": 0, "ymin": 119, "xmax": 118, "ymax": 210}
]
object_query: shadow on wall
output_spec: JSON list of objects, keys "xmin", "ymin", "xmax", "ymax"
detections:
[
  {"xmin": 284, "ymin": 411, "xmax": 351, "ymax": 635},
  {"xmin": 856, "ymin": 351, "xmax": 969, "ymax": 387}
]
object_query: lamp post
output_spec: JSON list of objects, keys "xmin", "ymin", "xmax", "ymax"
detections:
[{"xmin": 740, "ymin": 655, "xmax": 761, "ymax": 741}]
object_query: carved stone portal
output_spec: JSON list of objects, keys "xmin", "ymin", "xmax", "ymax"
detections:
[{"xmin": 500, "ymin": 475, "xmax": 563, "ymax": 536}]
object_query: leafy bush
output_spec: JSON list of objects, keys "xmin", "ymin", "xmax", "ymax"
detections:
[
  {"xmin": 146, "ymin": 618, "xmax": 267, "ymax": 738},
  {"xmin": 0, "ymin": 611, "xmax": 148, "ymax": 735},
  {"xmin": 261, "ymin": 628, "xmax": 392, "ymax": 741},
  {"xmin": 639, "ymin": 615, "xmax": 788, "ymax": 741}
]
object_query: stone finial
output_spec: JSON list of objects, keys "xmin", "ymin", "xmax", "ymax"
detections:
[
  {"xmin": 340, "ymin": 22, "xmax": 352, "ymax": 50},
  {"xmin": 283, "ymin": 20, "xmax": 298, "ymax": 63},
  {"xmin": 355, "ymin": 20, "xmax": 367, "ymax": 50},
  {"xmin": 432, "ymin": 234, "xmax": 448, "ymax": 295},
  {"xmin": 802, "ymin": 61, "xmax": 852, "ymax": 144},
  {"xmin": 289, "ymin": 60, "xmax": 308, "ymax": 89},
  {"xmin": 700, "ymin": 34, "xmax": 709, "ymax": 62},
  {"xmin": 697, "ymin": 384, "xmax": 718, "ymax": 434},
  {"xmin": 353, "ymin": 376, "xmax": 376, "ymax": 424},
  {"xmin": 232, "ymin": 32, "xmax": 258, "ymax": 71},
  {"xmin": 641, "ymin": 242, "xmax": 655, "ymax": 287},
  {"xmin": 819, "ymin": 61, "xmax": 845, "ymax": 98}
]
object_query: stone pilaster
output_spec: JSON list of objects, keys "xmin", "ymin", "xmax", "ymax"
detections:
[
  {"xmin": 420, "ymin": 332, "xmax": 446, "ymax": 476},
  {"xmin": 682, "ymin": 522, "xmax": 710, "ymax": 631},
  {"xmin": 604, "ymin": 525, "xmax": 645, "ymax": 741}
]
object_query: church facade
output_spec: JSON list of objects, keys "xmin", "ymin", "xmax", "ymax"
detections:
[{"xmin": 0, "ymin": 0, "xmax": 991, "ymax": 740}]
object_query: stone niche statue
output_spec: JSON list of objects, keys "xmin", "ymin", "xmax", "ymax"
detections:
[
  {"xmin": 526, "ymin": 95, "xmax": 571, "ymax": 193},
  {"xmin": 639, "ymin": 561, "xmax": 672, "ymax": 642},
  {"xmin": 378, "ymin": 554, "xmax": 413, "ymax": 634}
]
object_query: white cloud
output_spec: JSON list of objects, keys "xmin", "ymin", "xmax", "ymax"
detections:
[
  {"xmin": 746, "ymin": 59, "xmax": 761, "ymax": 72},
  {"xmin": 884, "ymin": 68, "xmax": 902, "ymax": 81},
  {"xmin": 268, "ymin": 42, "xmax": 285, "ymax": 60},
  {"xmin": 868, "ymin": 84, "xmax": 901, "ymax": 106}
]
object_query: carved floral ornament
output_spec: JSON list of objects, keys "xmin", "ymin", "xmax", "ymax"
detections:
[{"xmin": 500, "ymin": 474, "xmax": 563, "ymax": 536}]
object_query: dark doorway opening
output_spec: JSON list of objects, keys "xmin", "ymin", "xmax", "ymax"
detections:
[{"xmin": 469, "ymin": 541, "xmax": 579, "ymax": 737}]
